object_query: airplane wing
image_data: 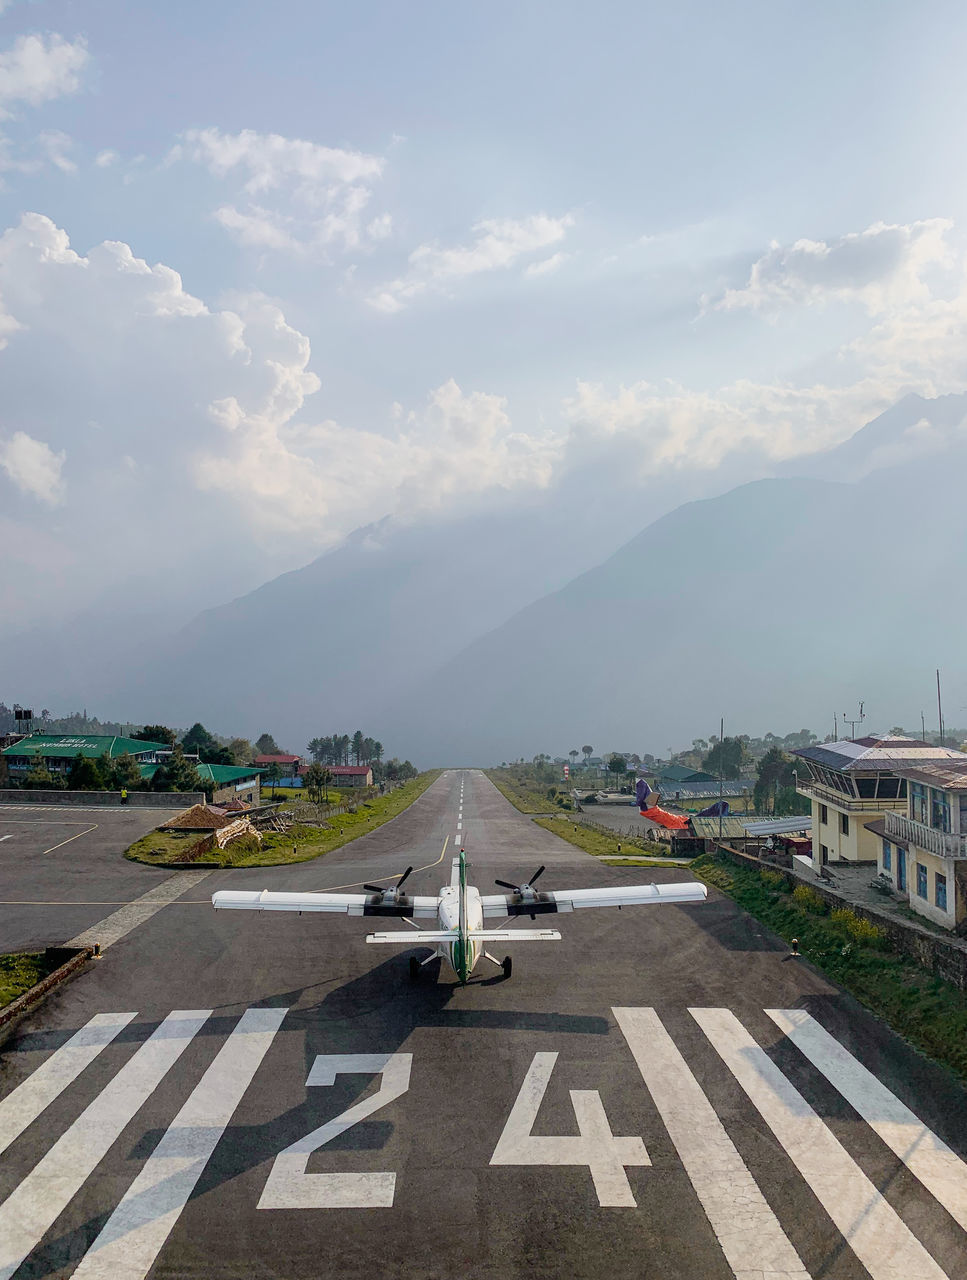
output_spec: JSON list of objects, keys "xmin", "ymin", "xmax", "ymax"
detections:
[
  {"xmin": 480, "ymin": 880, "xmax": 707, "ymax": 918},
  {"xmin": 212, "ymin": 889, "xmax": 441, "ymax": 918},
  {"xmin": 366, "ymin": 928, "xmax": 561, "ymax": 945}
]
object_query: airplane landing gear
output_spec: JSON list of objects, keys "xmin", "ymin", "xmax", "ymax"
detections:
[{"xmin": 501, "ymin": 955, "xmax": 513, "ymax": 980}]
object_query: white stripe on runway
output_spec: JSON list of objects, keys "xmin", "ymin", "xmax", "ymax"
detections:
[
  {"xmin": 0, "ymin": 835, "xmax": 11, "ymax": 843},
  {"xmin": 767, "ymin": 1009, "xmax": 967, "ymax": 1233},
  {"xmin": 0, "ymin": 1013, "xmax": 136, "ymax": 1158},
  {"xmin": 614, "ymin": 1008, "xmax": 809, "ymax": 1280},
  {"xmin": 0, "ymin": 1010, "xmax": 210, "ymax": 1280},
  {"xmin": 456, "ymin": 822, "xmax": 462, "ymax": 830},
  {"xmin": 72, "ymin": 1007, "xmax": 287, "ymax": 1280},
  {"xmin": 66, "ymin": 871, "xmax": 212, "ymax": 951},
  {"xmin": 691, "ymin": 1008, "xmax": 949, "ymax": 1280}
]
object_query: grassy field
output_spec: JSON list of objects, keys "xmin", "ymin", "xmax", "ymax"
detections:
[
  {"xmin": 259, "ymin": 785, "xmax": 347, "ymax": 804},
  {"xmin": 535, "ymin": 815, "xmax": 673, "ymax": 859},
  {"xmin": 485, "ymin": 769, "xmax": 567, "ymax": 814},
  {"xmin": 0, "ymin": 951, "xmax": 64, "ymax": 1009},
  {"xmin": 692, "ymin": 851, "xmax": 967, "ymax": 1084},
  {"xmin": 126, "ymin": 771, "xmax": 442, "ymax": 868}
]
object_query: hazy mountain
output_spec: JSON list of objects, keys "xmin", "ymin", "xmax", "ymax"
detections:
[{"xmin": 381, "ymin": 440, "xmax": 967, "ymax": 763}]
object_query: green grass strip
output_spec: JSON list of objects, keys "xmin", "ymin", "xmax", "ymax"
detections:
[
  {"xmin": 535, "ymin": 814, "xmax": 673, "ymax": 859},
  {"xmin": 484, "ymin": 769, "xmax": 558, "ymax": 814},
  {"xmin": 692, "ymin": 851, "xmax": 967, "ymax": 1085},
  {"xmin": 126, "ymin": 771, "xmax": 442, "ymax": 868},
  {"xmin": 0, "ymin": 952, "xmax": 63, "ymax": 1010}
]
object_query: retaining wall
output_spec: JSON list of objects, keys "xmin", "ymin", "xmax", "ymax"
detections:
[
  {"xmin": 0, "ymin": 790, "xmax": 205, "ymax": 808},
  {"xmin": 716, "ymin": 842, "xmax": 967, "ymax": 992}
]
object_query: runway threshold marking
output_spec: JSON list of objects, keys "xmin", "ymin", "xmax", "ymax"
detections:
[
  {"xmin": 766, "ymin": 1008, "xmax": 967, "ymax": 1233},
  {"xmin": 66, "ymin": 870, "xmax": 214, "ymax": 950},
  {"xmin": 72, "ymin": 1007, "xmax": 287, "ymax": 1280},
  {"xmin": 613, "ymin": 1007, "xmax": 809, "ymax": 1279},
  {"xmin": 0, "ymin": 1013, "xmax": 137, "ymax": 1157},
  {"xmin": 42, "ymin": 824, "xmax": 99, "ymax": 855},
  {"xmin": 692, "ymin": 1007, "xmax": 950, "ymax": 1280},
  {"xmin": 0, "ymin": 1010, "xmax": 210, "ymax": 1280}
]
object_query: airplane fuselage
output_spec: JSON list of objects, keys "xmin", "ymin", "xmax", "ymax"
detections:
[{"xmin": 438, "ymin": 882, "xmax": 483, "ymax": 982}]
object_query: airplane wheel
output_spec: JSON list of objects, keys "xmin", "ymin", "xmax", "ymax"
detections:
[
  {"xmin": 409, "ymin": 956, "xmax": 421, "ymax": 982},
  {"xmin": 501, "ymin": 956, "xmax": 512, "ymax": 979}
]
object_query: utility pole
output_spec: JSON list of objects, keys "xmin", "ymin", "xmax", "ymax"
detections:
[
  {"xmin": 937, "ymin": 669, "xmax": 945, "ymax": 748},
  {"xmin": 921, "ymin": 710, "xmax": 927, "ymax": 744},
  {"xmin": 843, "ymin": 701, "xmax": 865, "ymax": 739},
  {"xmin": 718, "ymin": 716, "xmax": 724, "ymax": 840}
]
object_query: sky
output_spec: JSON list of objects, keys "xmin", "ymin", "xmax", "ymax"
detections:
[{"xmin": 4, "ymin": 0, "xmax": 967, "ymax": 636}]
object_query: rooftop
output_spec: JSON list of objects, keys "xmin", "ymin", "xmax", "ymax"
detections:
[
  {"xmin": 895, "ymin": 760, "xmax": 967, "ymax": 790},
  {"xmin": 793, "ymin": 736, "xmax": 965, "ymax": 773},
  {"xmin": 1, "ymin": 734, "xmax": 169, "ymax": 760},
  {"xmin": 255, "ymin": 753, "xmax": 301, "ymax": 765}
]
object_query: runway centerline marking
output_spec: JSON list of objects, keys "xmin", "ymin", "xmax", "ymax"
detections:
[
  {"xmin": 0, "ymin": 1010, "xmax": 210, "ymax": 1280},
  {"xmin": 692, "ymin": 1007, "xmax": 949, "ymax": 1280}
]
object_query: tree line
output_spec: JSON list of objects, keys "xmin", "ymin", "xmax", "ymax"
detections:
[{"xmin": 306, "ymin": 732, "xmax": 383, "ymax": 766}]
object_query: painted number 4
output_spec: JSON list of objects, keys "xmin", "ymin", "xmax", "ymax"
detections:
[
  {"xmin": 259, "ymin": 1053, "xmax": 412, "ymax": 1209},
  {"xmin": 490, "ymin": 1052, "xmax": 649, "ymax": 1206}
]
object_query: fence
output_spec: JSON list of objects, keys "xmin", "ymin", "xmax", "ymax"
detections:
[{"xmin": 0, "ymin": 789, "xmax": 205, "ymax": 808}]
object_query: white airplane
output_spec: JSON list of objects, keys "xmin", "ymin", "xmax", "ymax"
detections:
[{"xmin": 212, "ymin": 849, "xmax": 707, "ymax": 983}]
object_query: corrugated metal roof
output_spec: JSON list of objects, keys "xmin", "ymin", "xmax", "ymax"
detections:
[
  {"xmin": 894, "ymin": 761, "xmax": 967, "ymax": 789},
  {"xmin": 1, "ymin": 734, "xmax": 167, "ymax": 759},
  {"xmin": 689, "ymin": 816, "xmax": 754, "ymax": 840},
  {"xmin": 743, "ymin": 816, "xmax": 812, "ymax": 835},
  {"xmin": 794, "ymin": 737, "xmax": 964, "ymax": 772}
]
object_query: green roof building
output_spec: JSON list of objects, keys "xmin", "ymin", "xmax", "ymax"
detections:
[{"xmin": 2, "ymin": 734, "xmax": 170, "ymax": 776}]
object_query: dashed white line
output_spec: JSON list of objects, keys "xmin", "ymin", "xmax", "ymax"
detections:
[
  {"xmin": 0, "ymin": 1010, "xmax": 211, "ymax": 1280},
  {"xmin": 692, "ymin": 1007, "xmax": 949, "ymax": 1280},
  {"xmin": 0, "ymin": 1013, "xmax": 137, "ymax": 1158},
  {"xmin": 72, "ymin": 1007, "xmax": 287, "ymax": 1280}
]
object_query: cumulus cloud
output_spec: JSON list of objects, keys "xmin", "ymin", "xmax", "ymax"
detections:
[
  {"xmin": 94, "ymin": 148, "xmax": 119, "ymax": 168},
  {"xmin": 175, "ymin": 127, "xmax": 390, "ymax": 256},
  {"xmin": 0, "ymin": 33, "xmax": 88, "ymax": 116},
  {"xmin": 0, "ymin": 430, "xmax": 65, "ymax": 503},
  {"xmin": 713, "ymin": 218, "xmax": 952, "ymax": 314},
  {"xmin": 369, "ymin": 213, "xmax": 574, "ymax": 311}
]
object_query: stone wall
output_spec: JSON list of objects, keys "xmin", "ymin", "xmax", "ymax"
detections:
[
  {"xmin": 716, "ymin": 842, "xmax": 967, "ymax": 992},
  {"xmin": 0, "ymin": 790, "xmax": 205, "ymax": 808}
]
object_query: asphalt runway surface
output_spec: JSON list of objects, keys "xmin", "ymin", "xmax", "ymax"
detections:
[{"xmin": 1, "ymin": 772, "xmax": 966, "ymax": 1279}]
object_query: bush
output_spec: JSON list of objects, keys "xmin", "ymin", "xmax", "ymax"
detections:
[
  {"xmin": 760, "ymin": 869, "xmax": 786, "ymax": 889},
  {"xmin": 831, "ymin": 907, "xmax": 886, "ymax": 948},
  {"xmin": 793, "ymin": 884, "xmax": 827, "ymax": 914},
  {"xmin": 582, "ymin": 793, "xmax": 598, "ymax": 804}
]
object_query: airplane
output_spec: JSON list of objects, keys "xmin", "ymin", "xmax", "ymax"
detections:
[{"xmin": 211, "ymin": 847, "xmax": 707, "ymax": 983}]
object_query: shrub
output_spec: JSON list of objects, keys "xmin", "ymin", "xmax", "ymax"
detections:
[
  {"xmin": 831, "ymin": 907, "xmax": 886, "ymax": 948},
  {"xmin": 760, "ymin": 869, "xmax": 786, "ymax": 889},
  {"xmin": 793, "ymin": 884, "xmax": 827, "ymax": 914},
  {"xmin": 582, "ymin": 793, "xmax": 598, "ymax": 804}
]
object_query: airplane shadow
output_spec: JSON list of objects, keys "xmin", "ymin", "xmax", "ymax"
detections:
[{"xmin": 26, "ymin": 952, "xmax": 609, "ymax": 1277}]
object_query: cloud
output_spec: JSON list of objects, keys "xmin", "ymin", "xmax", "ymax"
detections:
[
  {"xmin": 94, "ymin": 148, "xmax": 119, "ymax": 168},
  {"xmin": 0, "ymin": 431, "xmax": 65, "ymax": 503},
  {"xmin": 0, "ymin": 34, "xmax": 89, "ymax": 117},
  {"xmin": 175, "ymin": 127, "xmax": 389, "ymax": 256},
  {"xmin": 524, "ymin": 251, "xmax": 569, "ymax": 278},
  {"xmin": 713, "ymin": 219, "xmax": 952, "ymax": 314},
  {"xmin": 369, "ymin": 213, "xmax": 574, "ymax": 311}
]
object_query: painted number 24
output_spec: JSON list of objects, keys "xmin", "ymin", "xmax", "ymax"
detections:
[{"xmin": 259, "ymin": 1051, "xmax": 647, "ymax": 1209}]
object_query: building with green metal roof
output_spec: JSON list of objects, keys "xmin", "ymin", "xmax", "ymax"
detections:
[
  {"xmin": 2, "ymin": 734, "xmax": 170, "ymax": 778},
  {"xmin": 139, "ymin": 761, "xmax": 262, "ymax": 805}
]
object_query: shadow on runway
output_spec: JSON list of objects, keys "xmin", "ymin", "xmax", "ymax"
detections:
[{"xmin": 24, "ymin": 953, "xmax": 609, "ymax": 1277}]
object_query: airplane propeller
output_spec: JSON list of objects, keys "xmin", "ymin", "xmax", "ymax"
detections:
[
  {"xmin": 364, "ymin": 866, "xmax": 413, "ymax": 900},
  {"xmin": 495, "ymin": 865, "xmax": 545, "ymax": 895}
]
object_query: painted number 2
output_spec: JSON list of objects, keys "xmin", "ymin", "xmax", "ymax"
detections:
[
  {"xmin": 259, "ymin": 1053, "xmax": 412, "ymax": 1209},
  {"xmin": 490, "ymin": 1052, "xmax": 649, "ymax": 1206}
]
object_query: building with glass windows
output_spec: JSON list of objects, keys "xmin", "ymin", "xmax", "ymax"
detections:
[
  {"xmin": 792, "ymin": 736, "xmax": 964, "ymax": 871},
  {"xmin": 873, "ymin": 760, "xmax": 967, "ymax": 929}
]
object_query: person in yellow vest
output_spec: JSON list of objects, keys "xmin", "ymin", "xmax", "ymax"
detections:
[{"xmin": 120, "ymin": 788, "xmax": 128, "ymax": 804}]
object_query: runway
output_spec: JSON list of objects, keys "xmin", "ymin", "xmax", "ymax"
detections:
[{"xmin": 1, "ymin": 770, "xmax": 965, "ymax": 1279}]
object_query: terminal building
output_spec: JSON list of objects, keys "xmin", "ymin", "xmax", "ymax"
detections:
[{"xmin": 1, "ymin": 734, "xmax": 171, "ymax": 779}]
